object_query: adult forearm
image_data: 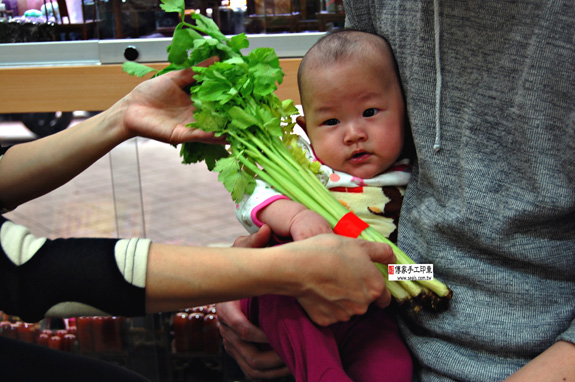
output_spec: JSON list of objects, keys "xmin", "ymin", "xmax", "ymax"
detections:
[
  {"xmin": 144, "ymin": 244, "xmax": 286, "ymax": 313},
  {"xmin": 0, "ymin": 105, "xmax": 129, "ymax": 210},
  {"xmin": 145, "ymin": 235, "xmax": 393, "ymax": 326},
  {"xmin": 505, "ymin": 340, "xmax": 575, "ymax": 381}
]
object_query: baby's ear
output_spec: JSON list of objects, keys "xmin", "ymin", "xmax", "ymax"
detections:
[{"xmin": 296, "ymin": 116, "xmax": 307, "ymax": 133}]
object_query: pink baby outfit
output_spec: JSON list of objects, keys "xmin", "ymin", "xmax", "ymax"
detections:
[{"xmin": 241, "ymin": 296, "xmax": 412, "ymax": 382}]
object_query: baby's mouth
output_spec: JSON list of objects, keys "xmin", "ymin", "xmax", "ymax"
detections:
[{"xmin": 348, "ymin": 150, "xmax": 371, "ymax": 163}]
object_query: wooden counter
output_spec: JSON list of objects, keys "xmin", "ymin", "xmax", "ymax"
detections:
[{"xmin": 0, "ymin": 58, "xmax": 302, "ymax": 113}]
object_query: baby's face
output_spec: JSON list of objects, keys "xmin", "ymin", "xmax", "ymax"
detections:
[{"xmin": 299, "ymin": 56, "xmax": 405, "ymax": 179}]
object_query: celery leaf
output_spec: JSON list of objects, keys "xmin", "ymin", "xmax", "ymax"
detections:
[
  {"xmin": 180, "ymin": 141, "xmax": 228, "ymax": 171},
  {"xmin": 121, "ymin": 61, "xmax": 158, "ymax": 77}
]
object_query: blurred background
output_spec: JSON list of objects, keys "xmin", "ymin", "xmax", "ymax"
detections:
[{"xmin": 0, "ymin": 0, "xmax": 345, "ymax": 42}]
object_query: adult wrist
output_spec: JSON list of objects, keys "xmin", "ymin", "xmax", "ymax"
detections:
[{"xmin": 258, "ymin": 245, "xmax": 303, "ymax": 298}]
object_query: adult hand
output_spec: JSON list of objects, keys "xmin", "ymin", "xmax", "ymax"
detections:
[
  {"xmin": 217, "ymin": 300, "xmax": 291, "ymax": 380},
  {"xmin": 281, "ymin": 234, "xmax": 393, "ymax": 326},
  {"xmin": 231, "ymin": 223, "xmax": 273, "ymax": 249},
  {"xmin": 217, "ymin": 225, "xmax": 290, "ymax": 379},
  {"xmin": 120, "ymin": 58, "xmax": 227, "ymax": 145}
]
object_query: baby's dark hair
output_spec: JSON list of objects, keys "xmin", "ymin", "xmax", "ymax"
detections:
[{"xmin": 297, "ymin": 29, "xmax": 395, "ymax": 97}]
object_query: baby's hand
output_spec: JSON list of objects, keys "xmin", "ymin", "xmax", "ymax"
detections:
[{"xmin": 289, "ymin": 209, "xmax": 332, "ymax": 241}]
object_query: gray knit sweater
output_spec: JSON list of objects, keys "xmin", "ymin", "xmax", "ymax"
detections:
[{"xmin": 345, "ymin": 1, "xmax": 575, "ymax": 381}]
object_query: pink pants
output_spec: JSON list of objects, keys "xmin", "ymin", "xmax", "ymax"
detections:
[{"xmin": 241, "ymin": 295, "xmax": 413, "ymax": 382}]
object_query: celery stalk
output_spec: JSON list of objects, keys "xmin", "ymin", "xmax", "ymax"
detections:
[{"xmin": 123, "ymin": 0, "xmax": 453, "ymax": 313}]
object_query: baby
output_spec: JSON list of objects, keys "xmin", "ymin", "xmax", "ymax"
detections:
[{"xmin": 236, "ymin": 30, "xmax": 413, "ymax": 382}]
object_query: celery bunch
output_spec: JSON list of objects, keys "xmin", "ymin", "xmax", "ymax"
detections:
[{"xmin": 123, "ymin": 0, "xmax": 452, "ymax": 313}]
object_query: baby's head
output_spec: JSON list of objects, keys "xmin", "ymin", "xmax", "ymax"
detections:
[{"xmin": 296, "ymin": 30, "xmax": 406, "ymax": 179}]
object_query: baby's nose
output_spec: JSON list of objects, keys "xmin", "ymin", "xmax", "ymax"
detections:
[{"xmin": 344, "ymin": 124, "xmax": 368, "ymax": 143}]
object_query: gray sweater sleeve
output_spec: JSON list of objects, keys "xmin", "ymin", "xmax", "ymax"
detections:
[{"xmin": 0, "ymin": 215, "xmax": 150, "ymax": 322}]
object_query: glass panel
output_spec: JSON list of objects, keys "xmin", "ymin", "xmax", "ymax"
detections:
[
  {"xmin": 109, "ymin": 137, "xmax": 147, "ymax": 238},
  {"xmin": 0, "ymin": 0, "xmax": 345, "ymax": 43}
]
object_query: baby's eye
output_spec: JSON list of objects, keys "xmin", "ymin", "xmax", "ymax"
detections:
[
  {"xmin": 322, "ymin": 118, "xmax": 340, "ymax": 126},
  {"xmin": 363, "ymin": 108, "xmax": 379, "ymax": 117}
]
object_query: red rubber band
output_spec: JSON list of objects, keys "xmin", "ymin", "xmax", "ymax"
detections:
[{"xmin": 333, "ymin": 212, "xmax": 369, "ymax": 238}]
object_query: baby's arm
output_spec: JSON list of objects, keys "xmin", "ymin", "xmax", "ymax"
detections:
[
  {"xmin": 235, "ymin": 136, "xmax": 332, "ymax": 241},
  {"xmin": 258, "ymin": 199, "xmax": 332, "ymax": 241}
]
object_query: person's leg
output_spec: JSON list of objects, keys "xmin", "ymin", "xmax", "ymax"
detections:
[
  {"xmin": 334, "ymin": 306, "xmax": 413, "ymax": 382},
  {"xmin": 242, "ymin": 296, "xmax": 353, "ymax": 382},
  {"xmin": 0, "ymin": 335, "xmax": 150, "ymax": 382}
]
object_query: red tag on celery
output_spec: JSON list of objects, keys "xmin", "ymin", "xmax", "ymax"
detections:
[{"xmin": 333, "ymin": 212, "xmax": 369, "ymax": 238}]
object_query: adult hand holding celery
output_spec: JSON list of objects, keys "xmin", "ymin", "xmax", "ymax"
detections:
[{"xmin": 122, "ymin": 0, "xmax": 452, "ymax": 313}]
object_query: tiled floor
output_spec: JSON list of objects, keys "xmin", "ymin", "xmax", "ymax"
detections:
[{"xmin": 1, "ymin": 118, "xmax": 247, "ymax": 247}]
